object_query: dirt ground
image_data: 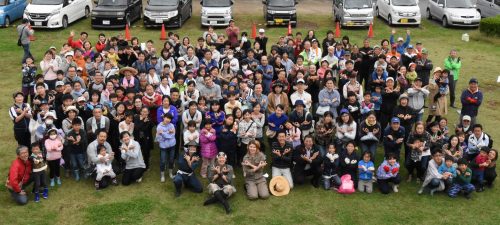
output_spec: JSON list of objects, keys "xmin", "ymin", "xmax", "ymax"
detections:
[{"xmin": 193, "ymin": 0, "xmax": 333, "ymax": 15}]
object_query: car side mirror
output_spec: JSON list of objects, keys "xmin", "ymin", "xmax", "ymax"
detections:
[{"xmin": 438, "ymin": 3, "xmax": 443, "ymax": 8}]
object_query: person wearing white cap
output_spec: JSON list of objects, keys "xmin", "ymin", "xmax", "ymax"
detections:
[
  {"xmin": 255, "ymin": 28, "xmax": 268, "ymax": 55},
  {"xmin": 390, "ymin": 29, "xmax": 411, "ymax": 55},
  {"xmin": 290, "ymin": 79, "xmax": 312, "ymax": 111}
]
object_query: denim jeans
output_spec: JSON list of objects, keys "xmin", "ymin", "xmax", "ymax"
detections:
[
  {"xmin": 317, "ymin": 145, "xmax": 326, "ymax": 157},
  {"xmin": 160, "ymin": 147, "xmax": 175, "ymax": 171},
  {"xmin": 21, "ymin": 43, "xmax": 33, "ymax": 64},
  {"xmin": 70, "ymin": 153, "xmax": 86, "ymax": 171},
  {"xmin": 323, "ymin": 175, "xmax": 341, "ymax": 190}
]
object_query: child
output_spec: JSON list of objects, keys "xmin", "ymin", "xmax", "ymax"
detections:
[
  {"xmin": 340, "ymin": 141, "xmax": 359, "ymax": 188},
  {"xmin": 31, "ymin": 143, "xmax": 48, "ymax": 202},
  {"xmin": 224, "ymin": 93, "xmax": 242, "ymax": 115},
  {"xmin": 183, "ymin": 120, "xmax": 200, "ymax": 152},
  {"xmin": 371, "ymin": 85, "xmax": 383, "ymax": 119},
  {"xmin": 472, "ymin": 147, "xmax": 490, "ymax": 192},
  {"xmin": 457, "ymin": 131, "xmax": 468, "ymax": 156},
  {"xmin": 341, "ymin": 92, "xmax": 361, "ymax": 122},
  {"xmin": 119, "ymin": 112, "xmax": 135, "ymax": 139},
  {"xmin": 106, "ymin": 47, "xmax": 120, "ymax": 67},
  {"xmin": 428, "ymin": 122, "xmax": 444, "ymax": 150},
  {"xmin": 323, "ymin": 144, "xmax": 341, "ymax": 190},
  {"xmin": 156, "ymin": 113, "xmax": 176, "ymax": 182},
  {"xmin": 438, "ymin": 155, "xmax": 457, "ymax": 187},
  {"xmin": 438, "ymin": 118, "xmax": 449, "ymax": 142},
  {"xmin": 95, "ymin": 145, "xmax": 117, "ymax": 189},
  {"xmin": 448, "ymin": 159, "xmax": 475, "ymax": 199},
  {"xmin": 66, "ymin": 118, "xmax": 88, "ymax": 181},
  {"xmin": 358, "ymin": 151, "xmax": 375, "ymax": 193},
  {"xmin": 360, "ymin": 92, "xmax": 374, "ymax": 119},
  {"xmin": 45, "ymin": 128, "xmax": 64, "ymax": 187},
  {"xmin": 406, "ymin": 63, "xmax": 418, "ymax": 85},
  {"xmin": 200, "ymin": 120, "xmax": 218, "ymax": 178},
  {"xmin": 21, "ymin": 57, "xmax": 37, "ymax": 104},
  {"xmin": 284, "ymin": 120, "xmax": 301, "ymax": 148},
  {"xmin": 377, "ymin": 153, "xmax": 401, "ymax": 194}
]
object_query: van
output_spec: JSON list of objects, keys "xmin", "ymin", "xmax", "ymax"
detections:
[
  {"xmin": 200, "ymin": 0, "xmax": 233, "ymax": 27},
  {"xmin": 427, "ymin": 0, "xmax": 481, "ymax": 27},
  {"xmin": 262, "ymin": 0, "xmax": 297, "ymax": 27},
  {"xmin": 333, "ymin": 0, "xmax": 374, "ymax": 27},
  {"xmin": 23, "ymin": 0, "xmax": 93, "ymax": 28},
  {"xmin": 375, "ymin": 0, "xmax": 421, "ymax": 26},
  {"xmin": 143, "ymin": 0, "xmax": 192, "ymax": 28},
  {"xmin": 476, "ymin": 0, "xmax": 500, "ymax": 17},
  {"xmin": 91, "ymin": 0, "xmax": 142, "ymax": 28}
]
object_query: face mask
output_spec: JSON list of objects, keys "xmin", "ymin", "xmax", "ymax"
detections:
[
  {"xmin": 242, "ymin": 37, "xmax": 248, "ymax": 42},
  {"xmin": 227, "ymin": 55, "xmax": 234, "ymax": 60},
  {"xmin": 242, "ymin": 65, "xmax": 248, "ymax": 70},
  {"xmin": 45, "ymin": 119, "xmax": 53, "ymax": 125},
  {"xmin": 49, "ymin": 134, "xmax": 57, "ymax": 140}
]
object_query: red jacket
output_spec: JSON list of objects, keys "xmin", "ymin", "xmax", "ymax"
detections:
[
  {"xmin": 68, "ymin": 36, "xmax": 84, "ymax": 49},
  {"xmin": 95, "ymin": 41, "xmax": 107, "ymax": 53},
  {"xmin": 8, "ymin": 158, "xmax": 32, "ymax": 193}
]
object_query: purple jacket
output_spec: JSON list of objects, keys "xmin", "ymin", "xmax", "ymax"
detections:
[
  {"xmin": 376, "ymin": 160, "xmax": 400, "ymax": 180},
  {"xmin": 200, "ymin": 128, "xmax": 218, "ymax": 158}
]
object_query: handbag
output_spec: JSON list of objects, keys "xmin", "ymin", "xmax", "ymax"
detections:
[
  {"xmin": 316, "ymin": 105, "xmax": 330, "ymax": 116},
  {"xmin": 17, "ymin": 26, "xmax": 26, "ymax": 47}
]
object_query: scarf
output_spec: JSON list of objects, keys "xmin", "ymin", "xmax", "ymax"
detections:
[
  {"xmin": 122, "ymin": 77, "xmax": 135, "ymax": 88},
  {"xmin": 365, "ymin": 119, "xmax": 377, "ymax": 127},
  {"xmin": 73, "ymin": 88, "xmax": 86, "ymax": 97},
  {"xmin": 91, "ymin": 116, "xmax": 106, "ymax": 133}
]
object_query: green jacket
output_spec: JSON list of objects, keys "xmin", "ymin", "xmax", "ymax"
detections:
[
  {"xmin": 444, "ymin": 56, "xmax": 462, "ymax": 80},
  {"xmin": 454, "ymin": 168, "xmax": 472, "ymax": 185}
]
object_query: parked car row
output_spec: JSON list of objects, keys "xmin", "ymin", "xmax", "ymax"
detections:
[{"xmin": 1, "ymin": 0, "xmax": 498, "ymax": 28}]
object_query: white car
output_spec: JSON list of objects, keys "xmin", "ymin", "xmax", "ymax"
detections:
[
  {"xmin": 376, "ymin": 0, "xmax": 421, "ymax": 25},
  {"xmin": 200, "ymin": 0, "xmax": 233, "ymax": 27},
  {"xmin": 476, "ymin": 0, "xmax": 500, "ymax": 17},
  {"xmin": 427, "ymin": 0, "xmax": 481, "ymax": 27},
  {"xmin": 333, "ymin": 0, "xmax": 375, "ymax": 27},
  {"xmin": 23, "ymin": 0, "xmax": 92, "ymax": 28}
]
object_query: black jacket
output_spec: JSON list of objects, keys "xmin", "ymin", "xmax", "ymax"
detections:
[{"xmin": 271, "ymin": 141, "xmax": 293, "ymax": 169}]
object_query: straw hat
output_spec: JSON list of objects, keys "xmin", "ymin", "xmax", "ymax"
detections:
[
  {"xmin": 433, "ymin": 67, "xmax": 443, "ymax": 74},
  {"xmin": 119, "ymin": 67, "xmax": 138, "ymax": 75},
  {"xmin": 269, "ymin": 176, "xmax": 290, "ymax": 197}
]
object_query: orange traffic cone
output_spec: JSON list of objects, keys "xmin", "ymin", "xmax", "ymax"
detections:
[
  {"xmin": 125, "ymin": 24, "xmax": 131, "ymax": 41},
  {"xmin": 367, "ymin": 22, "xmax": 374, "ymax": 38},
  {"xmin": 251, "ymin": 23, "xmax": 257, "ymax": 39},
  {"xmin": 287, "ymin": 22, "xmax": 292, "ymax": 36},
  {"xmin": 335, "ymin": 22, "xmax": 341, "ymax": 38},
  {"xmin": 160, "ymin": 24, "xmax": 167, "ymax": 40}
]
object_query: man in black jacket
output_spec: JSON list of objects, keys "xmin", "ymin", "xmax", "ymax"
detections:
[
  {"xmin": 293, "ymin": 135, "xmax": 322, "ymax": 188},
  {"xmin": 271, "ymin": 132, "xmax": 294, "ymax": 189}
]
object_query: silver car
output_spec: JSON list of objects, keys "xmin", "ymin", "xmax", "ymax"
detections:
[{"xmin": 426, "ymin": 0, "xmax": 481, "ymax": 27}]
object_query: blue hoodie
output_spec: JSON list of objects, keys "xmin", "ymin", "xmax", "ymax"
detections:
[
  {"xmin": 358, "ymin": 160, "xmax": 375, "ymax": 181},
  {"xmin": 156, "ymin": 122, "xmax": 176, "ymax": 149}
]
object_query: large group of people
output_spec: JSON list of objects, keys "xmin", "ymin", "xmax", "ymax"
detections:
[{"xmin": 8, "ymin": 19, "xmax": 496, "ymax": 213}]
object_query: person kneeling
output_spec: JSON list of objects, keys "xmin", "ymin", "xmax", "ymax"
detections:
[
  {"xmin": 173, "ymin": 141, "xmax": 203, "ymax": 197},
  {"xmin": 377, "ymin": 153, "xmax": 401, "ymax": 194},
  {"xmin": 448, "ymin": 159, "xmax": 475, "ymax": 199},
  {"xmin": 95, "ymin": 145, "xmax": 118, "ymax": 189},
  {"xmin": 204, "ymin": 152, "xmax": 236, "ymax": 214}
]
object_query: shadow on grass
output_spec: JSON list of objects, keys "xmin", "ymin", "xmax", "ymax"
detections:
[{"xmin": 85, "ymin": 197, "xmax": 154, "ymax": 225}]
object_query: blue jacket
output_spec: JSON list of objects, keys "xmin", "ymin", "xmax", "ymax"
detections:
[
  {"xmin": 358, "ymin": 160, "xmax": 375, "ymax": 181},
  {"xmin": 371, "ymin": 70, "xmax": 388, "ymax": 82},
  {"xmin": 267, "ymin": 113, "xmax": 288, "ymax": 132},
  {"xmin": 460, "ymin": 89, "xmax": 483, "ymax": 117},
  {"xmin": 438, "ymin": 163, "xmax": 457, "ymax": 178},
  {"xmin": 390, "ymin": 34, "xmax": 411, "ymax": 55},
  {"xmin": 177, "ymin": 153, "xmax": 200, "ymax": 173},
  {"xmin": 383, "ymin": 126, "xmax": 406, "ymax": 150},
  {"xmin": 156, "ymin": 122, "xmax": 176, "ymax": 148},
  {"xmin": 157, "ymin": 105, "xmax": 178, "ymax": 125}
]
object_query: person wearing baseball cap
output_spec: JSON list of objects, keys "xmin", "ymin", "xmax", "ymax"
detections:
[
  {"xmin": 290, "ymin": 78, "xmax": 312, "ymax": 110},
  {"xmin": 383, "ymin": 117, "xmax": 406, "ymax": 160},
  {"xmin": 415, "ymin": 47, "xmax": 433, "ymax": 86},
  {"xmin": 390, "ymin": 29, "xmax": 411, "ymax": 55},
  {"xmin": 256, "ymin": 28, "xmax": 268, "ymax": 55},
  {"xmin": 455, "ymin": 115, "xmax": 474, "ymax": 135},
  {"xmin": 459, "ymin": 77, "xmax": 482, "ymax": 124}
]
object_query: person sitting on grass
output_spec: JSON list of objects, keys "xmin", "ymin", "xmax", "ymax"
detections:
[
  {"xmin": 419, "ymin": 149, "xmax": 448, "ymax": 196},
  {"xmin": 95, "ymin": 145, "xmax": 118, "ymax": 189},
  {"xmin": 173, "ymin": 141, "xmax": 203, "ymax": 197},
  {"xmin": 242, "ymin": 140, "xmax": 270, "ymax": 200},
  {"xmin": 120, "ymin": 131, "xmax": 146, "ymax": 186},
  {"xmin": 448, "ymin": 159, "xmax": 475, "ymax": 199},
  {"xmin": 358, "ymin": 151, "xmax": 375, "ymax": 194},
  {"xmin": 377, "ymin": 153, "xmax": 401, "ymax": 194},
  {"xmin": 438, "ymin": 155, "xmax": 457, "ymax": 187},
  {"xmin": 205, "ymin": 152, "xmax": 236, "ymax": 214}
]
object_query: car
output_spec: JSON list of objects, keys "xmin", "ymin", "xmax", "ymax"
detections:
[
  {"xmin": 200, "ymin": 0, "xmax": 233, "ymax": 27},
  {"xmin": 262, "ymin": 0, "xmax": 297, "ymax": 27},
  {"xmin": 427, "ymin": 0, "xmax": 481, "ymax": 27},
  {"xmin": 375, "ymin": 0, "xmax": 421, "ymax": 26},
  {"xmin": 0, "ymin": 0, "xmax": 28, "ymax": 27},
  {"xmin": 333, "ymin": 0, "xmax": 374, "ymax": 27},
  {"xmin": 476, "ymin": 0, "xmax": 500, "ymax": 17},
  {"xmin": 23, "ymin": 0, "xmax": 93, "ymax": 28},
  {"xmin": 144, "ymin": 0, "xmax": 192, "ymax": 28},
  {"xmin": 91, "ymin": 0, "xmax": 142, "ymax": 28}
]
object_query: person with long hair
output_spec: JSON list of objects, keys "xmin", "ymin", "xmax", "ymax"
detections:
[{"xmin": 242, "ymin": 140, "xmax": 270, "ymax": 200}]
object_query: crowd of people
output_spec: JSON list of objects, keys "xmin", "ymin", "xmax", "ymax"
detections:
[{"xmin": 8, "ymin": 19, "xmax": 497, "ymax": 213}]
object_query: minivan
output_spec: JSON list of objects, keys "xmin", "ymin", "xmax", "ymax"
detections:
[
  {"xmin": 427, "ymin": 0, "xmax": 481, "ymax": 27},
  {"xmin": 200, "ymin": 0, "xmax": 233, "ymax": 27},
  {"xmin": 91, "ymin": 0, "xmax": 142, "ymax": 28},
  {"xmin": 333, "ymin": 0, "xmax": 374, "ymax": 27},
  {"xmin": 23, "ymin": 0, "xmax": 93, "ymax": 28},
  {"xmin": 375, "ymin": 0, "xmax": 421, "ymax": 25},
  {"xmin": 144, "ymin": 0, "xmax": 192, "ymax": 28},
  {"xmin": 476, "ymin": 0, "xmax": 500, "ymax": 17},
  {"xmin": 262, "ymin": 0, "xmax": 298, "ymax": 27}
]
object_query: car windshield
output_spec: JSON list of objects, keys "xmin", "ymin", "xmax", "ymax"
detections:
[
  {"xmin": 268, "ymin": 0, "xmax": 295, "ymax": 7},
  {"xmin": 392, "ymin": 0, "xmax": 417, "ymax": 6},
  {"xmin": 202, "ymin": 0, "xmax": 231, "ymax": 7},
  {"xmin": 344, "ymin": 0, "xmax": 372, "ymax": 9},
  {"xmin": 31, "ymin": 0, "xmax": 63, "ymax": 5},
  {"xmin": 446, "ymin": 0, "xmax": 473, "ymax": 8},
  {"xmin": 149, "ymin": 0, "xmax": 177, "ymax": 6},
  {"xmin": 98, "ymin": 0, "xmax": 127, "ymax": 6}
]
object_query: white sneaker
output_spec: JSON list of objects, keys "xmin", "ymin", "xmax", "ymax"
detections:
[
  {"xmin": 393, "ymin": 185, "xmax": 399, "ymax": 193},
  {"xmin": 160, "ymin": 172, "xmax": 165, "ymax": 183},
  {"xmin": 136, "ymin": 177, "xmax": 143, "ymax": 183},
  {"xmin": 417, "ymin": 188, "xmax": 423, "ymax": 195},
  {"xmin": 169, "ymin": 169, "xmax": 174, "ymax": 179}
]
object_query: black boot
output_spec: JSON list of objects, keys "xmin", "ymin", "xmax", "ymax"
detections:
[
  {"xmin": 203, "ymin": 196, "xmax": 218, "ymax": 206},
  {"xmin": 214, "ymin": 191, "xmax": 231, "ymax": 214}
]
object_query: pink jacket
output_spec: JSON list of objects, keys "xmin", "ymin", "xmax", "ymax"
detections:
[
  {"xmin": 200, "ymin": 128, "xmax": 218, "ymax": 158},
  {"xmin": 45, "ymin": 138, "xmax": 63, "ymax": 161}
]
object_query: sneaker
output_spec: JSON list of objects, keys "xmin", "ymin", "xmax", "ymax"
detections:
[
  {"xmin": 168, "ymin": 169, "xmax": 174, "ymax": 179},
  {"xmin": 50, "ymin": 179, "xmax": 55, "ymax": 187},
  {"xmin": 393, "ymin": 185, "xmax": 399, "ymax": 193},
  {"xmin": 42, "ymin": 188, "xmax": 49, "ymax": 199},
  {"xmin": 175, "ymin": 190, "xmax": 181, "ymax": 198},
  {"xmin": 56, "ymin": 177, "xmax": 62, "ymax": 186},
  {"xmin": 34, "ymin": 192, "xmax": 40, "ymax": 203},
  {"xmin": 430, "ymin": 188, "xmax": 437, "ymax": 196},
  {"xmin": 136, "ymin": 177, "xmax": 143, "ymax": 183},
  {"xmin": 477, "ymin": 187, "xmax": 484, "ymax": 192},
  {"xmin": 406, "ymin": 175, "xmax": 412, "ymax": 183},
  {"xmin": 418, "ymin": 188, "xmax": 424, "ymax": 195},
  {"xmin": 160, "ymin": 172, "xmax": 165, "ymax": 183},
  {"xmin": 112, "ymin": 178, "xmax": 119, "ymax": 186},
  {"xmin": 94, "ymin": 181, "xmax": 100, "ymax": 190},
  {"xmin": 465, "ymin": 192, "xmax": 472, "ymax": 199}
]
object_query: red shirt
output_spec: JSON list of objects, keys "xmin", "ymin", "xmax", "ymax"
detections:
[
  {"xmin": 8, "ymin": 158, "xmax": 32, "ymax": 193},
  {"xmin": 68, "ymin": 36, "xmax": 84, "ymax": 49}
]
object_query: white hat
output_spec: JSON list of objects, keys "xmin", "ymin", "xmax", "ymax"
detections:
[
  {"xmin": 258, "ymin": 28, "xmax": 265, "ymax": 33},
  {"xmin": 43, "ymin": 112, "xmax": 57, "ymax": 120},
  {"xmin": 64, "ymin": 52, "xmax": 74, "ymax": 57},
  {"xmin": 296, "ymin": 78, "xmax": 305, "ymax": 84},
  {"xmin": 397, "ymin": 37, "xmax": 404, "ymax": 42},
  {"xmin": 177, "ymin": 57, "xmax": 185, "ymax": 62},
  {"xmin": 56, "ymin": 81, "xmax": 65, "ymax": 87},
  {"xmin": 77, "ymin": 96, "xmax": 86, "ymax": 102},
  {"xmin": 462, "ymin": 115, "xmax": 472, "ymax": 121},
  {"xmin": 76, "ymin": 67, "xmax": 83, "ymax": 71}
]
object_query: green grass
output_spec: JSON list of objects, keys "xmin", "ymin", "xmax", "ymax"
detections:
[{"xmin": 1, "ymin": 13, "xmax": 500, "ymax": 225}]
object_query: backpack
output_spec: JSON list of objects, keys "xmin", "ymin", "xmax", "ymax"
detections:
[{"xmin": 338, "ymin": 174, "xmax": 355, "ymax": 194}]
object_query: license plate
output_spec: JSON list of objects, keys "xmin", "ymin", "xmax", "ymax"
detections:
[
  {"xmin": 464, "ymin": 20, "xmax": 471, "ymax": 24},
  {"xmin": 102, "ymin": 20, "xmax": 110, "ymax": 25},
  {"xmin": 34, "ymin": 21, "xmax": 42, "ymax": 26},
  {"xmin": 346, "ymin": 21, "xmax": 354, "ymax": 26},
  {"xmin": 210, "ymin": 20, "xmax": 217, "ymax": 25},
  {"xmin": 400, "ymin": 18, "xmax": 408, "ymax": 24},
  {"xmin": 155, "ymin": 19, "xmax": 163, "ymax": 23},
  {"xmin": 275, "ymin": 18, "xmax": 284, "ymax": 24}
]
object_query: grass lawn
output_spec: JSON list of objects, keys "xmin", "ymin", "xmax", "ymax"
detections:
[{"xmin": 0, "ymin": 11, "xmax": 500, "ymax": 225}]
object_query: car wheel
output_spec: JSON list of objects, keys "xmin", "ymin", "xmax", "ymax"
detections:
[
  {"xmin": 427, "ymin": 8, "xmax": 432, "ymax": 20},
  {"xmin": 442, "ymin": 16, "xmax": 448, "ymax": 27},
  {"xmin": 4, "ymin": 16, "xmax": 10, "ymax": 27},
  {"xmin": 388, "ymin": 14, "xmax": 393, "ymax": 25},
  {"xmin": 85, "ymin": 6, "xmax": 90, "ymax": 18},
  {"xmin": 178, "ymin": 15, "xmax": 183, "ymax": 28},
  {"xmin": 62, "ymin": 16, "xmax": 68, "ymax": 28}
]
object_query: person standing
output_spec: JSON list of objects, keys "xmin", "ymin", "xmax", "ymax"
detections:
[
  {"xmin": 225, "ymin": 19, "xmax": 240, "ymax": 48},
  {"xmin": 444, "ymin": 49, "xmax": 462, "ymax": 108},
  {"xmin": 460, "ymin": 78, "xmax": 483, "ymax": 125},
  {"xmin": 17, "ymin": 19, "xmax": 34, "ymax": 64}
]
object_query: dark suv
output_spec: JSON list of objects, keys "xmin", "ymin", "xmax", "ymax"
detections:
[
  {"xmin": 91, "ymin": 0, "xmax": 142, "ymax": 28},
  {"xmin": 263, "ymin": 0, "xmax": 298, "ymax": 27},
  {"xmin": 144, "ymin": 0, "xmax": 192, "ymax": 28}
]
